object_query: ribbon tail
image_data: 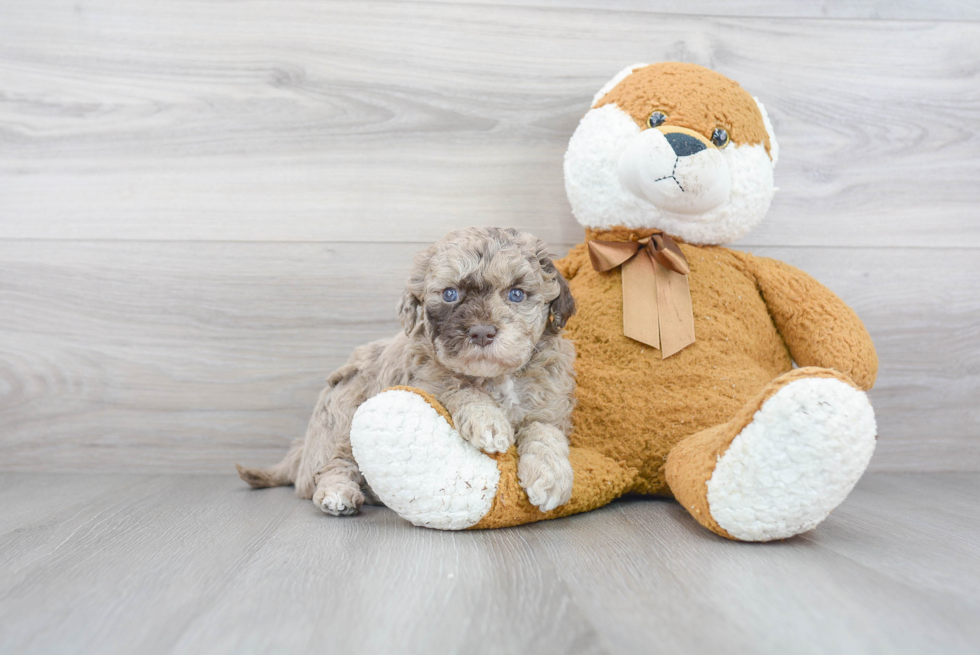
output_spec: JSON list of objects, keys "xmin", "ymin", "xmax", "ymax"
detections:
[
  {"xmin": 655, "ymin": 263, "xmax": 696, "ymax": 358},
  {"xmin": 621, "ymin": 253, "xmax": 660, "ymax": 350}
]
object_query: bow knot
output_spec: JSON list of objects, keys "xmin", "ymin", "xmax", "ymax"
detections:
[{"xmin": 587, "ymin": 231, "xmax": 696, "ymax": 358}]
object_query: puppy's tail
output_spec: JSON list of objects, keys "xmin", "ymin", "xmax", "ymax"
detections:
[{"xmin": 236, "ymin": 438, "xmax": 303, "ymax": 489}]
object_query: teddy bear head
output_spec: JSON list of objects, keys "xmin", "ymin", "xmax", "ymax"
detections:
[{"xmin": 563, "ymin": 62, "xmax": 779, "ymax": 245}]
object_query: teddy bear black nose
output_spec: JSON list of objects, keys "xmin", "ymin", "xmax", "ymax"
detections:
[{"xmin": 664, "ymin": 132, "xmax": 707, "ymax": 157}]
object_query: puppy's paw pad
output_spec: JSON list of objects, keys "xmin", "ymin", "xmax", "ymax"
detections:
[
  {"xmin": 518, "ymin": 451, "xmax": 573, "ymax": 512},
  {"xmin": 313, "ymin": 486, "xmax": 363, "ymax": 516}
]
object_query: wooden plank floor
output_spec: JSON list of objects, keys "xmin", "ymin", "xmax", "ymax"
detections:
[{"xmin": 1, "ymin": 472, "xmax": 977, "ymax": 654}]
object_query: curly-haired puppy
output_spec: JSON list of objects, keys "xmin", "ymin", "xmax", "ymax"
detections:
[{"xmin": 237, "ymin": 227, "xmax": 578, "ymax": 516}]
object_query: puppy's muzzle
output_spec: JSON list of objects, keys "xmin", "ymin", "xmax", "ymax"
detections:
[
  {"xmin": 468, "ymin": 324, "xmax": 497, "ymax": 347},
  {"xmin": 617, "ymin": 126, "xmax": 731, "ymax": 215}
]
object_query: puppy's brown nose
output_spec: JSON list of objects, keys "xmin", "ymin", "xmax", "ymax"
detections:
[{"xmin": 468, "ymin": 325, "xmax": 497, "ymax": 347}]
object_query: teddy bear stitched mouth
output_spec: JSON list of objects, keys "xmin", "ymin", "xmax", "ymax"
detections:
[
  {"xmin": 651, "ymin": 132, "xmax": 712, "ymax": 193},
  {"xmin": 653, "ymin": 156, "xmax": 685, "ymax": 192}
]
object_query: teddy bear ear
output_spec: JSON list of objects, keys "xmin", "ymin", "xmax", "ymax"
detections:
[{"xmin": 754, "ymin": 96, "xmax": 779, "ymax": 168}]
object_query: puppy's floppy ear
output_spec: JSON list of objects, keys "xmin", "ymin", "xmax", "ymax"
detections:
[
  {"xmin": 547, "ymin": 266, "xmax": 576, "ymax": 330},
  {"xmin": 398, "ymin": 245, "xmax": 435, "ymax": 335},
  {"xmin": 535, "ymin": 241, "xmax": 576, "ymax": 331},
  {"xmin": 397, "ymin": 289, "xmax": 423, "ymax": 335}
]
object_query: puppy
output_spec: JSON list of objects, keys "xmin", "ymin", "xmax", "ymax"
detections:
[{"xmin": 237, "ymin": 227, "xmax": 578, "ymax": 516}]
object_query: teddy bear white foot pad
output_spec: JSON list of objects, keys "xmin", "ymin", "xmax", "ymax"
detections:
[
  {"xmin": 706, "ymin": 377, "xmax": 877, "ymax": 541},
  {"xmin": 350, "ymin": 389, "xmax": 499, "ymax": 530}
]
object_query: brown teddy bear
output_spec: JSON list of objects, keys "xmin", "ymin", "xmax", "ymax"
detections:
[{"xmin": 349, "ymin": 62, "xmax": 879, "ymax": 541}]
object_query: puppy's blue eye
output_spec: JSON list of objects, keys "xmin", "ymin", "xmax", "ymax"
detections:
[
  {"xmin": 442, "ymin": 288, "xmax": 458, "ymax": 302},
  {"xmin": 508, "ymin": 289, "xmax": 525, "ymax": 303}
]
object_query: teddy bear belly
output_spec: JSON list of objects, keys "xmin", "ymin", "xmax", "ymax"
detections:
[
  {"xmin": 568, "ymin": 350, "xmax": 790, "ymax": 495},
  {"xmin": 562, "ymin": 248, "xmax": 793, "ymax": 496}
]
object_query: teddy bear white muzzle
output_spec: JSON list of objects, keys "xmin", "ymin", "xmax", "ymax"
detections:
[{"xmin": 617, "ymin": 127, "xmax": 731, "ymax": 215}]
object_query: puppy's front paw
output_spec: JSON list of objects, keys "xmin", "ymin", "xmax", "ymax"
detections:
[
  {"xmin": 313, "ymin": 483, "xmax": 364, "ymax": 516},
  {"xmin": 456, "ymin": 405, "xmax": 515, "ymax": 454},
  {"xmin": 518, "ymin": 444, "xmax": 574, "ymax": 512}
]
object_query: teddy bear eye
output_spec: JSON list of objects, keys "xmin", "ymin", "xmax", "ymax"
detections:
[
  {"xmin": 711, "ymin": 128, "xmax": 730, "ymax": 148},
  {"xmin": 648, "ymin": 111, "xmax": 667, "ymax": 128},
  {"xmin": 442, "ymin": 288, "xmax": 459, "ymax": 302}
]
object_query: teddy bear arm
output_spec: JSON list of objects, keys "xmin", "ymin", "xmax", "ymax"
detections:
[
  {"xmin": 350, "ymin": 387, "xmax": 637, "ymax": 529},
  {"xmin": 747, "ymin": 255, "xmax": 878, "ymax": 390}
]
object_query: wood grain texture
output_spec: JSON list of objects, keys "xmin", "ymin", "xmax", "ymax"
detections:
[
  {"xmin": 417, "ymin": 0, "xmax": 980, "ymax": 20},
  {"xmin": 1, "ymin": 1, "xmax": 979, "ymax": 247},
  {"xmin": 1, "ymin": 241, "xmax": 976, "ymax": 473},
  {"xmin": 0, "ymin": 472, "xmax": 977, "ymax": 654},
  {"xmin": 0, "ymin": 2, "xmax": 976, "ymax": 476}
]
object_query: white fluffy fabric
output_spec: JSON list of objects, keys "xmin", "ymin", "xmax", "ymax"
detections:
[
  {"xmin": 754, "ymin": 97, "xmax": 779, "ymax": 167},
  {"xmin": 705, "ymin": 378, "xmax": 877, "ymax": 542},
  {"xmin": 617, "ymin": 127, "xmax": 732, "ymax": 215},
  {"xmin": 350, "ymin": 389, "xmax": 499, "ymax": 530},
  {"xmin": 752, "ymin": 96, "xmax": 779, "ymax": 168},
  {"xmin": 563, "ymin": 103, "xmax": 776, "ymax": 245}
]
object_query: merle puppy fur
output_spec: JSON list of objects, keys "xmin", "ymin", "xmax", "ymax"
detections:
[{"xmin": 237, "ymin": 227, "xmax": 578, "ymax": 516}]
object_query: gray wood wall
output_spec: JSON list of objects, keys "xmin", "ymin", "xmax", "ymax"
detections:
[{"xmin": 1, "ymin": 0, "xmax": 978, "ymax": 473}]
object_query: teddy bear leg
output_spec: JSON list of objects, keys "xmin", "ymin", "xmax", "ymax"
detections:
[
  {"xmin": 665, "ymin": 367, "xmax": 877, "ymax": 541},
  {"xmin": 349, "ymin": 387, "xmax": 636, "ymax": 530}
]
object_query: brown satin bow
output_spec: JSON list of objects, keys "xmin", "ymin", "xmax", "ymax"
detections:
[{"xmin": 588, "ymin": 232, "xmax": 696, "ymax": 358}]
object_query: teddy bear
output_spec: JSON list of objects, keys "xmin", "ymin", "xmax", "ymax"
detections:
[{"xmin": 348, "ymin": 62, "xmax": 879, "ymax": 541}]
